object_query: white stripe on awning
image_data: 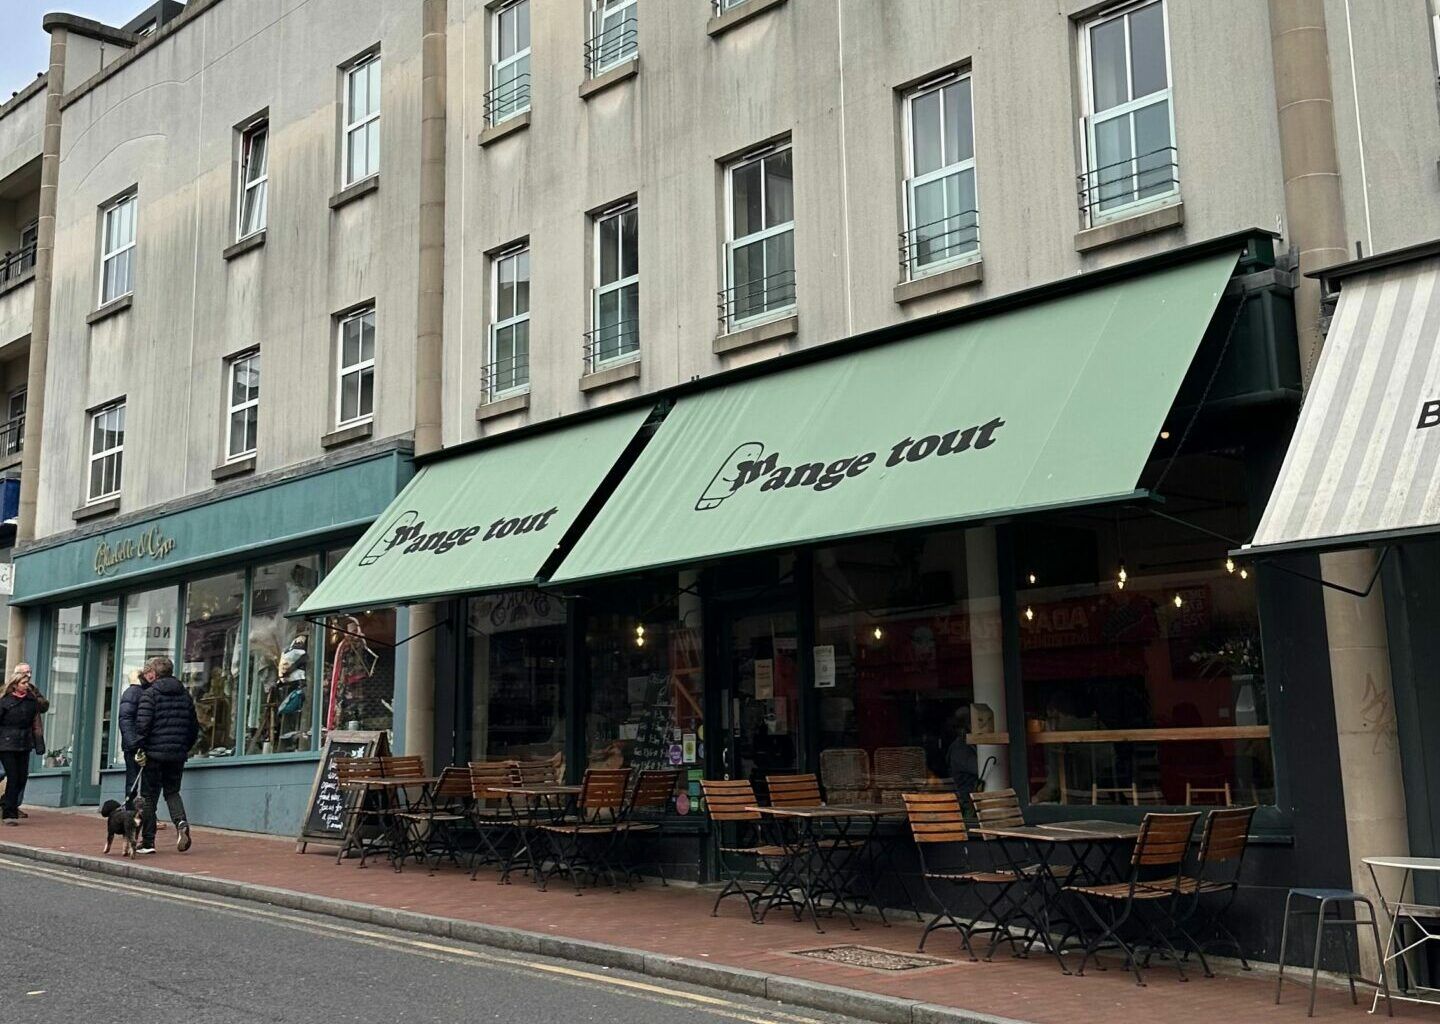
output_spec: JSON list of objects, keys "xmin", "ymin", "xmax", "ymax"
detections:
[{"xmin": 1247, "ymin": 255, "xmax": 1440, "ymax": 555}]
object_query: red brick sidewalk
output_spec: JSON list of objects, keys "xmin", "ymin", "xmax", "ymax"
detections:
[{"xmin": 0, "ymin": 810, "xmax": 1424, "ymax": 1023}]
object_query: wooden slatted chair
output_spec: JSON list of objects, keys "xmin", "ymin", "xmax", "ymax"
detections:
[
  {"xmin": 903, "ymin": 792, "xmax": 1026, "ymax": 961},
  {"xmin": 620, "ymin": 768, "xmax": 683, "ymax": 886},
  {"xmin": 698, "ymin": 779, "xmax": 789, "ymax": 922},
  {"xmin": 334, "ymin": 756, "xmax": 387, "ymax": 867},
  {"xmin": 467, "ymin": 760, "xmax": 522, "ymax": 880},
  {"xmin": 539, "ymin": 767, "xmax": 632, "ymax": 892},
  {"xmin": 1161, "ymin": 805, "xmax": 1258, "ymax": 971},
  {"xmin": 971, "ymin": 788, "xmax": 1025, "ymax": 830},
  {"xmin": 819, "ymin": 748, "xmax": 873, "ymax": 805},
  {"xmin": 1065, "ymin": 811, "xmax": 1201, "ymax": 985},
  {"xmin": 392, "ymin": 765, "xmax": 472, "ymax": 872}
]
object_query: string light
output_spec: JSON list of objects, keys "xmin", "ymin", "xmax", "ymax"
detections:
[
  {"xmin": 1027, "ymin": 572, "xmax": 1037, "ymax": 585},
  {"xmin": 634, "ymin": 623, "xmax": 646, "ymax": 648},
  {"xmin": 1116, "ymin": 563, "xmax": 1128, "ymax": 590},
  {"xmin": 872, "ymin": 625, "xmax": 884, "ymax": 641},
  {"xmin": 1239, "ymin": 568, "xmax": 1249, "ymax": 580},
  {"xmin": 1024, "ymin": 606, "xmax": 1035, "ymax": 622},
  {"xmin": 1225, "ymin": 557, "xmax": 1235, "ymax": 574},
  {"xmin": 1173, "ymin": 593, "xmax": 1184, "ymax": 609},
  {"xmin": 1159, "ymin": 429, "xmax": 1171, "ymax": 440}
]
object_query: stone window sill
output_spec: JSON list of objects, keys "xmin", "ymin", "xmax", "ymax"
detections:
[
  {"xmin": 580, "ymin": 358, "xmax": 640, "ymax": 392},
  {"xmin": 714, "ymin": 313, "xmax": 798, "ymax": 355},
  {"xmin": 480, "ymin": 110, "xmax": 531, "ymax": 147},
  {"xmin": 212, "ymin": 455, "xmax": 256, "ymax": 481},
  {"xmin": 476, "ymin": 390, "xmax": 530, "ymax": 422},
  {"xmin": 1075, "ymin": 200, "xmax": 1184, "ymax": 253},
  {"xmin": 86, "ymin": 293, "xmax": 132, "ymax": 326},
  {"xmin": 223, "ymin": 230, "xmax": 265, "ymax": 261},
  {"xmin": 894, "ymin": 259, "xmax": 983, "ymax": 304},
  {"xmin": 321, "ymin": 419, "xmax": 374, "ymax": 449},
  {"xmin": 329, "ymin": 175, "xmax": 379, "ymax": 211},
  {"xmin": 580, "ymin": 56, "xmax": 639, "ymax": 100},
  {"xmin": 708, "ymin": 0, "xmax": 788, "ymax": 37},
  {"xmin": 73, "ymin": 495, "xmax": 120, "ymax": 522}
]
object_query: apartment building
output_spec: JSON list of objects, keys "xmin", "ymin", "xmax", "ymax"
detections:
[{"xmin": 5, "ymin": 0, "xmax": 1440, "ymax": 960}]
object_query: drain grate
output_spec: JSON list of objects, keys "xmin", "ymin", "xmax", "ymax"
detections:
[{"xmin": 793, "ymin": 945, "xmax": 953, "ymax": 971}]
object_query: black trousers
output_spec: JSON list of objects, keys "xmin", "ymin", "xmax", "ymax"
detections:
[
  {"xmin": 140, "ymin": 759, "xmax": 188, "ymax": 845},
  {"xmin": 0, "ymin": 750, "xmax": 30, "ymax": 818},
  {"xmin": 123, "ymin": 749, "xmax": 140, "ymax": 809}
]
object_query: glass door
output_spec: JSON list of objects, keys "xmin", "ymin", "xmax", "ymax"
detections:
[
  {"xmin": 720, "ymin": 607, "xmax": 799, "ymax": 799},
  {"xmin": 74, "ymin": 629, "xmax": 117, "ymax": 805}
]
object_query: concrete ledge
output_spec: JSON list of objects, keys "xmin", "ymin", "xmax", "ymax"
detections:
[
  {"xmin": 0, "ymin": 266, "xmax": 35, "ymax": 297},
  {"xmin": 476, "ymin": 391, "xmax": 530, "ymax": 421},
  {"xmin": 223, "ymin": 231, "xmax": 265, "ymax": 261},
  {"xmin": 894, "ymin": 260, "xmax": 983, "ymax": 304},
  {"xmin": 211, "ymin": 455, "xmax": 256, "ymax": 481},
  {"xmin": 714, "ymin": 313, "xmax": 797, "ymax": 355},
  {"xmin": 708, "ymin": 0, "xmax": 789, "ymax": 37},
  {"xmin": 72, "ymin": 496, "xmax": 119, "ymax": 523},
  {"xmin": 320, "ymin": 420, "xmax": 373, "ymax": 449},
  {"xmin": 479, "ymin": 110, "xmax": 531, "ymax": 147},
  {"xmin": 42, "ymin": 13, "xmax": 139, "ymax": 47},
  {"xmin": 1075, "ymin": 200, "xmax": 1184, "ymax": 253},
  {"xmin": 579, "ymin": 56, "xmax": 639, "ymax": 100},
  {"xmin": 86, "ymin": 293, "xmax": 132, "ymax": 326},
  {"xmin": 579, "ymin": 358, "xmax": 640, "ymax": 392},
  {"xmin": 329, "ymin": 175, "xmax": 379, "ymax": 211}
]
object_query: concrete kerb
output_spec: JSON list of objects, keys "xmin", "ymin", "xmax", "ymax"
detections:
[{"xmin": 0, "ymin": 840, "xmax": 1032, "ymax": 1024}]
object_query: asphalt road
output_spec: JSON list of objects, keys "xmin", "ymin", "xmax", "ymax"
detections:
[{"xmin": 0, "ymin": 855, "xmax": 862, "ymax": 1024}]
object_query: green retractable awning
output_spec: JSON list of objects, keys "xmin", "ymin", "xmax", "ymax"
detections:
[
  {"xmin": 297, "ymin": 407, "xmax": 651, "ymax": 617},
  {"xmin": 552, "ymin": 251, "xmax": 1239, "ymax": 585}
]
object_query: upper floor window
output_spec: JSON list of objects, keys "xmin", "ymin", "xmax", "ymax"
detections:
[
  {"xmin": 489, "ymin": 246, "xmax": 530, "ymax": 397},
  {"xmin": 4, "ymin": 388, "xmax": 25, "ymax": 456},
  {"xmin": 1079, "ymin": 0, "xmax": 1175, "ymax": 222},
  {"xmin": 237, "ymin": 120, "xmax": 269, "ymax": 239},
  {"xmin": 100, "ymin": 193, "xmax": 137, "ymax": 305},
  {"xmin": 488, "ymin": 0, "xmax": 530, "ymax": 126},
  {"xmin": 343, "ymin": 52, "xmax": 381, "ymax": 186},
  {"xmin": 88, "ymin": 401, "xmax": 125, "ymax": 503},
  {"xmin": 590, "ymin": 202, "xmax": 638, "ymax": 368},
  {"xmin": 902, "ymin": 71, "xmax": 977, "ymax": 279},
  {"xmin": 587, "ymin": 0, "xmax": 637, "ymax": 77},
  {"xmin": 226, "ymin": 350, "xmax": 260, "ymax": 461},
  {"xmin": 714, "ymin": 0, "xmax": 749, "ymax": 11},
  {"xmin": 337, "ymin": 308, "xmax": 375, "ymax": 426},
  {"xmin": 723, "ymin": 144, "xmax": 794, "ymax": 331}
]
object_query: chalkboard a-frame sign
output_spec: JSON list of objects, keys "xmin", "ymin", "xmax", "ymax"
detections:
[{"xmin": 296, "ymin": 730, "xmax": 389, "ymax": 853}]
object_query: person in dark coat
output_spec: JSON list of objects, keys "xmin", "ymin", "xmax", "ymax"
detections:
[
  {"xmin": 134, "ymin": 655, "xmax": 199, "ymax": 853},
  {"xmin": 0, "ymin": 664, "xmax": 47, "ymax": 823},
  {"xmin": 116, "ymin": 670, "xmax": 148, "ymax": 809}
]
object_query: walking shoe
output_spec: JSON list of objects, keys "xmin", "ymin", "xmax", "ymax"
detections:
[
  {"xmin": 2, "ymin": 819, "xmax": 16, "ymax": 826},
  {"xmin": 16, "ymin": 810, "xmax": 27, "ymax": 818},
  {"xmin": 134, "ymin": 845, "xmax": 157, "ymax": 854},
  {"xmin": 176, "ymin": 821, "xmax": 192, "ymax": 853}
]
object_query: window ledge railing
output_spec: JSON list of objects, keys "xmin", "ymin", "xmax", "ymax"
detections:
[
  {"xmin": 0, "ymin": 240, "xmax": 37, "ymax": 294},
  {"xmin": 716, "ymin": 268, "xmax": 797, "ymax": 334},
  {"xmin": 1077, "ymin": 145, "xmax": 1179, "ymax": 226},
  {"xmin": 0, "ymin": 415, "xmax": 23, "ymax": 459},
  {"xmin": 584, "ymin": 17, "xmax": 638, "ymax": 78},
  {"xmin": 484, "ymin": 73, "xmax": 531, "ymax": 128},
  {"xmin": 583, "ymin": 320, "xmax": 640, "ymax": 374},
  {"xmin": 898, "ymin": 209, "xmax": 980, "ymax": 281},
  {"xmin": 481, "ymin": 354, "xmax": 530, "ymax": 402}
]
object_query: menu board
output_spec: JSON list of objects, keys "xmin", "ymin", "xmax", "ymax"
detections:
[
  {"xmin": 630, "ymin": 675, "xmax": 675, "ymax": 771},
  {"xmin": 295, "ymin": 730, "xmax": 388, "ymax": 853}
]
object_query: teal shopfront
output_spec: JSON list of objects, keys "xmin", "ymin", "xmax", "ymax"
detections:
[{"xmin": 9, "ymin": 444, "xmax": 414, "ymax": 833}]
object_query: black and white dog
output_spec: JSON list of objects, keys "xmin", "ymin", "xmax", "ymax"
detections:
[{"xmin": 99, "ymin": 797, "xmax": 145, "ymax": 858}]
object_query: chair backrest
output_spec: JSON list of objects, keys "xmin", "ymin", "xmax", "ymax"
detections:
[
  {"xmin": 971, "ymin": 787, "xmax": 1025, "ymax": 831},
  {"xmin": 903, "ymin": 792, "xmax": 969, "ymax": 844},
  {"xmin": 335, "ymin": 756, "xmax": 383, "ymax": 785},
  {"xmin": 468, "ymin": 760, "xmax": 516, "ymax": 802},
  {"xmin": 629, "ymin": 768, "xmax": 682, "ymax": 814},
  {"xmin": 699, "ymin": 779, "xmax": 760, "ymax": 822},
  {"xmin": 432, "ymin": 765, "xmax": 473, "ymax": 801},
  {"xmin": 381, "ymin": 755, "xmax": 425, "ymax": 779},
  {"xmin": 1197, "ymin": 805, "xmax": 1256, "ymax": 868},
  {"xmin": 873, "ymin": 746, "xmax": 927, "ymax": 786},
  {"xmin": 1131, "ymin": 811, "xmax": 1201, "ymax": 869},
  {"xmin": 766, "ymin": 773, "xmax": 822, "ymax": 807},
  {"xmin": 820, "ymin": 748, "xmax": 871, "ymax": 793},
  {"xmin": 579, "ymin": 767, "xmax": 631, "ymax": 814},
  {"xmin": 513, "ymin": 758, "xmax": 561, "ymax": 786}
]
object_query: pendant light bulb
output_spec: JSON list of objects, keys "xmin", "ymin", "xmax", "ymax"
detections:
[
  {"xmin": 1173, "ymin": 593, "xmax": 1184, "ymax": 609},
  {"xmin": 1024, "ymin": 606, "xmax": 1034, "ymax": 622},
  {"xmin": 872, "ymin": 625, "xmax": 884, "ymax": 641},
  {"xmin": 635, "ymin": 623, "xmax": 646, "ymax": 647},
  {"xmin": 1027, "ymin": 572, "xmax": 1037, "ymax": 585},
  {"xmin": 1117, "ymin": 563, "xmax": 1128, "ymax": 589},
  {"xmin": 1239, "ymin": 567, "xmax": 1249, "ymax": 580},
  {"xmin": 1225, "ymin": 557, "xmax": 1235, "ymax": 574}
]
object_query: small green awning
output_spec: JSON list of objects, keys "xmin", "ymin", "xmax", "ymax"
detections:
[
  {"xmin": 297, "ymin": 407, "xmax": 651, "ymax": 617},
  {"xmin": 552, "ymin": 251, "xmax": 1239, "ymax": 585}
]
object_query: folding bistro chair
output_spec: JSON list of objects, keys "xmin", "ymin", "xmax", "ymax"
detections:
[
  {"xmin": 334, "ymin": 756, "xmax": 387, "ymax": 867},
  {"xmin": 1065, "ymin": 811, "xmax": 1201, "ymax": 985},
  {"xmin": 903, "ymin": 792, "xmax": 1025, "ymax": 961},
  {"xmin": 698, "ymin": 779, "xmax": 789, "ymax": 922},
  {"xmin": 1166, "ymin": 805, "xmax": 1257, "ymax": 970},
  {"xmin": 620, "ymin": 768, "xmax": 683, "ymax": 886},
  {"xmin": 467, "ymin": 760, "xmax": 520, "ymax": 878},
  {"xmin": 539, "ymin": 767, "xmax": 631, "ymax": 892},
  {"xmin": 392, "ymin": 765, "xmax": 472, "ymax": 873}
]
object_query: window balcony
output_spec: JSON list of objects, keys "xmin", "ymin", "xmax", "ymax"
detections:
[
  {"xmin": 898, "ymin": 209, "xmax": 979, "ymax": 282},
  {"xmin": 0, "ymin": 414, "xmax": 23, "ymax": 462},
  {"xmin": 485, "ymin": 72, "xmax": 531, "ymax": 128},
  {"xmin": 0, "ymin": 240, "xmax": 37, "ymax": 295},
  {"xmin": 481, "ymin": 352, "xmax": 529, "ymax": 402},
  {"xmin": 1077, "ymin": 145, "xmax": 1179, "ymax": 226},
  {"xmin": 583, "ymin": 319, "xmax": 639, "ymax": 374},
  {"xmin": 584, "ymin": 16, "xmax": 637, "ymax": 78},
  {"xmin": 717, "ymin": 267, "xmax": 796, "ymax": 335}
]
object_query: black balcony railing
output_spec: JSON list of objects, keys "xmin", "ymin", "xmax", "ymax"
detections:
[
  {"xmin": 0, "ymin": 415, "xmax": 24, "ymax": 458},
  {"xmin": 1077, "ymin": 145, "xmax": 1179, "ymax": 220},
  {"xmin": 0, "ymin": 240, "xmax": 37, "ymax": 293},
  {"xmin": 717, "ymin": 268, "xmax": 796, "ymax": 332},
  {"xmin": 711, "ymin": 0, "xmax": 749, "ymax": 13},
  {"xmin": 584, "ymin": 319, "xmax": 640, "ymax": 372},
  {"xmin": 898, "ymin": 209, "xmax": 979, "ymax": 279},
  {"xmin": 585, "ymin": 16, "xmax": 638, "ymax": 77},
  {"xmin": 484, "ymin": 73, "xmax": 531, "ymax": 127},
  {"xmin": 481, "ymin": 353, "xmax": 529, "ymax": 399}
]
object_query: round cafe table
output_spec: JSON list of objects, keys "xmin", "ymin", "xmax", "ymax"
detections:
[{"xmin": 1363, "ymin": 855, "xmax": 1440, "ymax": 1012}]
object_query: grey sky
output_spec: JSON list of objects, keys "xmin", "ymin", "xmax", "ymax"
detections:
[{"xmin": 0, "ymin": 0, "xmax": 153, "ymax": 100}]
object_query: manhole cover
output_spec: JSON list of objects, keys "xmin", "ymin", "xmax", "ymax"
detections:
[{"xmin": 793, "ymin": 945, "xmax": 953, "ymax": 971}]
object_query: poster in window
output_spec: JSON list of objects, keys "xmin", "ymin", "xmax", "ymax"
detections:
[
  {"xmin": 814, "ymin": 644, "xmax": 836, "ymax": 688},
  {"xmin": 754, "ymin": 658, "xmax": 774, "ymax": 699}
]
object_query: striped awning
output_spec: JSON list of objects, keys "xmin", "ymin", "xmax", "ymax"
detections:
[{"xmin": 1247, "ymin": 254, "xmax": 1440, "ymax": 555}]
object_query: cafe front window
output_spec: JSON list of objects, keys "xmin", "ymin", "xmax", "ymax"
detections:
[
  {"xmin": 467, "ymin": 590, "xmax": 566, "ymax": 765},
  {"xmin": 182, "ymin": 571, "xmax": 245, "ymax": 760},
  {"xmin": 42, "ymin": 607, "xmax": 83, "ymax": 769},
  {"xmin": 1015, "ymin": 450, "xmax": 1276, "ymax": 808},
  {"xmin": 245, "ymin": 558, "xmax": 319, "ymax": 755}
]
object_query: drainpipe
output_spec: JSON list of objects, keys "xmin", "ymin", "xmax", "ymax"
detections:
[
  {"xmin": 1268, "ymin": 0, "xmax": 1408, "ymax": 955},
  {"xmin": 5, "ymin": 26, "xmax": 68, "ymax": 676},
  {"xmin": 402, "ymin": 0, "xmax": 447, "ymax": 765}
]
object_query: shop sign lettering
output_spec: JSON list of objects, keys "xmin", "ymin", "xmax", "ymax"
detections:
[
  {"xmin": 359, "ymin": 506, "xmax": 561, "ymax": 566},
  {"xmin": 694, "ymin": 417, "xmax": 1005, "ymax": 511},
  {"xmin": 93, "ymin": 526, "xmax": 177, "ymax": 577},
  {"xmin": 1418, "ymin": 399, "xmax": 1440, "ymax": 430}
]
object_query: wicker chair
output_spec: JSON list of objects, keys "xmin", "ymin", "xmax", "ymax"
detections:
[
  {"xmin": 819, "ymin": 748, "xmax": 873, "ymax": 805},
  {"xmin": 873, "ymin": 746, "xmax": 928, "ymax": 805}
]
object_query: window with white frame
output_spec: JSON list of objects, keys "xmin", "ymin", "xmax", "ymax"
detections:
[
  {"xmin": 226, "ymin": 350, "xmax": 260, "ymax": 460},
  {"xmin": 237, "ymin": 120, "xmax": 269, "ymax": 239},
  {"xmin": 87, "ymin": 402, "xmax": 125, "ymax": 503},
  {"xmin": 1079, "ymin": 0, "xmax": 1175, "ymax": 221},
  {"xmin": 342, "ymin": 52, "xmax": 381, "ymax": 186},
  {"xmin": 724, "ymin": 144, "xmax": 794, "ymax": 329},
  {"xmin": 5, "ymin": 388, "xmax": 25, "ymax": 456},
  {"xmin": 99, "ymin": 193, "xmax": 137, "ymax": 305},
  {"xmin": 489, "ymin": 247, "xmax": 530, "ymax": 396},
  {"xmin": 336, "ymin": 308, "xmax": 375, "ymax": 426},
  {"xmin": 902, "ymin": 71, "xmax": 977, "ymax": 278},
  {"xmin": 591, "ymin": 203, "xmax": 638, "ymax": 367},
  {"xmin": 489, "ymin": 0, "xmax": 530, "ymax": 125},
  {"xmin": 588, "ymin": 0, "xmax": 637, "ymax": 76}
]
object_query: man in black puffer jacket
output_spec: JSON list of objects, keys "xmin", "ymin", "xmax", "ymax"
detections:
[
  {"xmin": 116, "ymin": 670, "xmax": 148, "ymax": 810},
  {"xmin": 134, "ymin": 655, "xmax": 199, "ymax": 854}
]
